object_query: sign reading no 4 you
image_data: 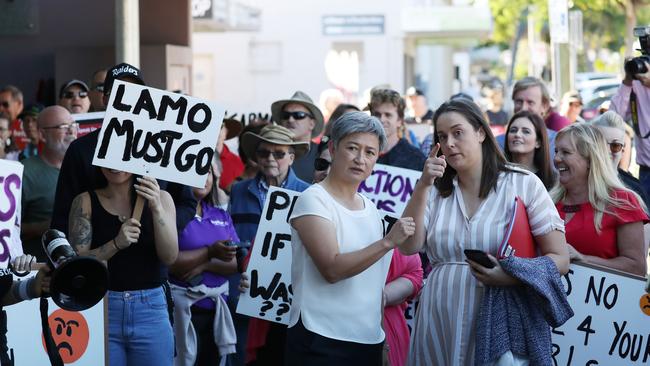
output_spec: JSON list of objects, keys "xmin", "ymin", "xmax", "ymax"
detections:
[{"xmin": 92, "ymin": 80, "xmax": 224, "ymax": 188}]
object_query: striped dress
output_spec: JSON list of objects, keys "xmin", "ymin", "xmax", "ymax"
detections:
[{"xmin": 407, "ymin": 167, "xmax": 564, "ymax": 366}]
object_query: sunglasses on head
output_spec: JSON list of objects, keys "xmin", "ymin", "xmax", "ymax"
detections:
[
  {"xmin": 280, "ymin": 111, "xmax": 313, "ymax": 121},
  {"xmin": 314, "ymin": 158, "xmax": 331, "ymax": 171},
  {"xmin": 256, "ymin": 149, "xmax": 290, "ymax": 160},
  {"xmin": 609, "ymin": 142, "xmax": 624, "ymax": 154},
  {"xmin": 62, "ymin": 91, "xmax": 88, "ymax": 99}
]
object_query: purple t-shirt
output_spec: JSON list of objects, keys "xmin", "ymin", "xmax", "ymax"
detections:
[
  {"xmin": 171, "ymin": 201, "xmax": 240, "ymax": 309},
  {"xmin": 545, "ymin": 111, "xmax": 571, "ymax": 132}
]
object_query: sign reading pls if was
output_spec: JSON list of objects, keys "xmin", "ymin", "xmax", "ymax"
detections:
[{"xmin": 93, "ymin": 80, "xmax": 224, "ymax": 188}]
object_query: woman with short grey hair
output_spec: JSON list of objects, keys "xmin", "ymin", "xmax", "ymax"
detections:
[{"xmin": 286, "ymin": 111, "xmax": 414, "ymax": 364}]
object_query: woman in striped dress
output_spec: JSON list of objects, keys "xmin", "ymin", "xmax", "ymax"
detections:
[{"xmin": 401, "ymin": 99, "xmax": 570, "ymax": 365}]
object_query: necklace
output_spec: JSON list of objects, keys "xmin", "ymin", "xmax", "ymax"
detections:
[{"xmin": 561, "ymin": 204, "xmax": 582, "ymax": 213}]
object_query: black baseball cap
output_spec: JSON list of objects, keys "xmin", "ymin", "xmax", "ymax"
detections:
[
  {"xmin": 58, "ymin": 79, "xmax": 90, "ymax": 99},
  {"xmin": 103, "ymin": 62, "xmax": 145, "ymax": 95}
]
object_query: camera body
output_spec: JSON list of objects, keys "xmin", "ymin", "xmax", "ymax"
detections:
[{"xmin": 625, "ymin": 26, "xmax": 650, "ymax": 76}]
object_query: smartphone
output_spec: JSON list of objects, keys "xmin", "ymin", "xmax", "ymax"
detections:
[{"xmin": 463, "ymin": 249, "xmax": 495, "ymax": 269}]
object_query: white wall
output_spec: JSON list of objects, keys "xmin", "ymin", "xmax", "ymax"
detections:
[{"xmin": 192, "ymin": 0, "xmax": 406, "ymax": 117}]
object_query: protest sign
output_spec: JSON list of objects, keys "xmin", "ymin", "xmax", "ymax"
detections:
[
  {"xmin": 6, "ymin": 274, "xmax": 105, "ymax": 366},
  {"xmin": 73, "ymin": 111, "xmax": 105, "ymax": 137},
  {"xmin": 551, "ymin": 263, "xmax": 650, "ymax": 365},
  {"xmin": 0, "ymin": 160, "xmax": 24, "ymax": 269},
  {"xmin": 358, "ymin": 163, "xmax": 420, "ymax": 214},
  {"xmin": 237, "ymin": 187, "xmax": 297, "ymax": 324},
  {"xmin": 92, "ymin": 80, "xmax": 224, "ymax": 188}
]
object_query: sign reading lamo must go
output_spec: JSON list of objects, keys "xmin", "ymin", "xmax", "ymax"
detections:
[{"xmin": 92, "ymin": 80, "xmax": 224, "ymax": 188}]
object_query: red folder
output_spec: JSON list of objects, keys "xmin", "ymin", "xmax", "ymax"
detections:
[{"xmin": 497, "ymin": 196, "xmax": 536, "ymax": 259}]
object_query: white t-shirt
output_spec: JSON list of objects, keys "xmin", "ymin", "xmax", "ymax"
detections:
[{"xmin": 288, "ymin": 184, "xmax": 392, "ymax": 344}]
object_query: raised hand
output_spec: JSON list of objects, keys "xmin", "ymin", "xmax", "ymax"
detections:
[
  {"xmin": 385, "ymin": 217, "xmax": 416, "ymax": 248},
  {"xmin": 420, "ymin": 143, "xmax": 447, "ymax": 186}
]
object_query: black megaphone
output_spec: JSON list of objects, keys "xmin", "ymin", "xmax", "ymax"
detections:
[{"xmin": 42, "ymin": 229, "xmax": 109, "ymax": 311}]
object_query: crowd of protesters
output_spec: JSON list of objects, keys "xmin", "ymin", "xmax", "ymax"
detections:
[{"xmin": 1, "ymin": 58, "xmax": 649, "ymax": 366}]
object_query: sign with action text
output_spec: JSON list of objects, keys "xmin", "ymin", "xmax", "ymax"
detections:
[
  {"xmin": 358, "ymin": 163, "xmax": 420, "ymax": 215},
  {"xmin": 0, "ymin": 160, "xmax": 24, "ymax": 268},
  {"xmin": 551, "ymin": 263, "xmax": 650, "ymax": 365},
  {"xmin": 92, "ymin": 80, "xmax": 224, "ymax": 188}
]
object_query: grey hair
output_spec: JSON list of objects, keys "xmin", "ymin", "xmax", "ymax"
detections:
[
  {"xmin": 590, "ymin": 111, "xmax": 634, "ymax": 138},
  {"xmin": 329, "ymin": 111, "xmax": 387, "ymax": 151}
]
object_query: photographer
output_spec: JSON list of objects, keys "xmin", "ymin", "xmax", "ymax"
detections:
[{"xmin": 611, "ymin": 27, "xmax": 650, "ymax": 194}]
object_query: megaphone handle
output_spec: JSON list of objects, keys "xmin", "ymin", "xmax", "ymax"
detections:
[{"xmin": 132, "ymin": 196, "xmax": 145, "ymax": 221}]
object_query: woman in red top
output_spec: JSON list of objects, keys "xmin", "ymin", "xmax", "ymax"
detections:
[{"xmin": 551, "ymin": 123, "xmax": 648, "ymax": 275}]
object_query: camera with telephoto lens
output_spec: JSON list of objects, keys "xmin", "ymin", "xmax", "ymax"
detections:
[{"xmin": 624, "ymin": 26, "xmax": 650, "ymax": 76}]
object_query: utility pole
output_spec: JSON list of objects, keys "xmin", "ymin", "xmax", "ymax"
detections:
[
  {"xmin": 115, "ymin": 0, "xmax": 140, "ymax": 67},
  {"xmin": 549, "ymin": 0, "xmax": 570, "ymax": 98}
]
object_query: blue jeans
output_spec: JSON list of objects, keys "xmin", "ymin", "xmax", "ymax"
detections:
[{"xmin": 108, "ymin": 287, "xmax": 174, "ymax": 366}]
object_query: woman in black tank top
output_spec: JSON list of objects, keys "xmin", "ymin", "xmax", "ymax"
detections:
[{"xmin": 68, "ymin": 168, "xmax": 178, "ymax": 366}]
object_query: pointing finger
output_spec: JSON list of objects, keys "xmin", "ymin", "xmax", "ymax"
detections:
[{"xmin": 429, "ymin": 143, "xmax": 440, "ymax": 158}]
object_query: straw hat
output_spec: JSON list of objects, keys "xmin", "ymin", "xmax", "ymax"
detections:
[
  {"xmin": 240, "ymin": 124, "xmax": 310, "ymax": 161},
  {"xmin": 271, "ymin": 91, "xmax": 324, "ymax": 138}
]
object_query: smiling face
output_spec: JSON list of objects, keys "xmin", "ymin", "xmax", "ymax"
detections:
[
  {"xmin": 554, "ymin": 135, "xmax": 590, "ymax": 189},
  {"xmin": 435, "ymin": 111, "xmax": 485, "ymax": 173},
  {"xmin": 330, "ymin": 132, "xmax": 379, "ymax": 184},
  {"xmin": 507, "ymin": 117, "xmax": 540, "ymax": 157},
  {"xmin": 101, "ymin": 168, "xmax": 133, "ymax": 185}
]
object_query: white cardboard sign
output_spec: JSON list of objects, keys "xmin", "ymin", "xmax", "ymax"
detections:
[
  {"xmin": 236, "ymin": 187, "xmax": 297, "ymax": 324},
  {"xmin": 551, "ymin": 263, "xmax": 650, "ymax": 365},
  {"xmin": 0, "ymin": 160, "xmax": 24, "ymax": 268},
  {"xmin": 5, "ymin": 273, "xmax": 106, "ymax": 365},
  {"xmin": 92, "ymin": 80, "xmax": 224, "ymax": 188}
]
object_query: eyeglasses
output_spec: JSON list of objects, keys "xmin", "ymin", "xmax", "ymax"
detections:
[
  {"xmin": 609, "ymin": 142, "xmax": 624, "ymax": 153},
  {"xmin": 314, "ymin": 158, "xmax": 331, "ymax": 171},
  {"xmin": 280, "ymin": 111, "xmax": 313, "ymax": 121},
  {"xmin": 62, "ymin": 91, "xmax": 88, "ymax": 99},
  {"xmin": 256, "ymin": 149, "xmax": 290, "ymax": 160},
  {"xmin": 0, "ymin": 101, "xmax": 10, "ymax": 109},
  {"xmin": 93, "ymin": 84, "xmax": 104, "ymax": 93},
  {"xmin": 42, "ymin": 122, "xmax": 78, "ymax": 132}
]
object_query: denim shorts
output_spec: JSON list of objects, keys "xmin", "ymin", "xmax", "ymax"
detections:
[{"xmin": 108, "ymin": 287, "xmax": 173, "ymax": 366}]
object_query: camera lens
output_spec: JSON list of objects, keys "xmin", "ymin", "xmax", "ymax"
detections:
[{"xmin": 625, "ymin": 56, "xmax": 650, "ymax": 76}]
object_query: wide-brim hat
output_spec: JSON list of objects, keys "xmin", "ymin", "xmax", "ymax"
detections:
[
  {"xmin": 240, "ymin": 124, "xmax": 309, "ymax": 162},
  {"xmin": 271, "ymin": 91, "xmax": 324, "ymax": 138},
  {"xmin": 223, "ymin": 117, "xmax": 243, "ymax": 140}
]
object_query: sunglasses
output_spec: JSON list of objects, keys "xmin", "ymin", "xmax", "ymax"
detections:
[
  {"xmin": 94, "ymin": 83, "xmax": 104, "ymax": 93},
  {"xmin": 256, "ymin": 149, "xmax": 290, "ymax": 160},
  {"xmin": 0, "ymin": 101, "xmax": 10, "ymax": 109},
  {"xmin": 609, "ymin": 142, "xmax": 624, "ymax": 153},
  {"xmin": 62, "ymin": 91, "xmax": 88, "ymax": 99},
  {"xmin": 280, "ymin": 111, "xmax": 313, "ymax": 121},
  {"xmin": 42, "ymin": 122, "xmax": 78, "ymax": 132},
  {"xmin": 314, "ymin": 158, "xmax": 331, "ymax": 171}
]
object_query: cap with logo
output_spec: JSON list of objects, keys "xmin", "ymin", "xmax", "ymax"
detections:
[{"xmin": 103, "ymin": 63, "xmax": 145, "ymax": 95}]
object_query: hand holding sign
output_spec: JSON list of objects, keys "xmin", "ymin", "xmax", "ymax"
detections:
[
  {"xmin": 134, "ymin": 176, "xmax": 163, "ymax": 214},
  {"xmin": 115, "ymin": 218, "xmax": 141, "ymax": 250},
  {"xmin": 420, "ymin": 143, "xmax": 446, "ymax": 187}
]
